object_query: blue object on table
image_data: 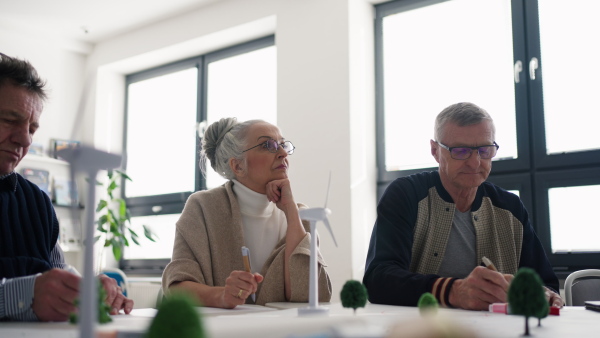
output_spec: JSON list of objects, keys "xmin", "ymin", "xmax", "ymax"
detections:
[{"xmin": 102, "ymin": 268, "xmax": 128, "ymax": 297}]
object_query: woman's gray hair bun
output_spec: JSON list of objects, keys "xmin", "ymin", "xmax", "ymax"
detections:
[{"xmin": 200, "ymin": 118, "xmax": 264, "ymax": 180}]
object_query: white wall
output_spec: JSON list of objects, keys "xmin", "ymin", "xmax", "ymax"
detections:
[
  {"xmin": 0, "ymin": 28, "xmax": 90, "ymax": 154},
  {"xmin": 4, "ymin": 0, "xmax": 378, "ymax": 302}
]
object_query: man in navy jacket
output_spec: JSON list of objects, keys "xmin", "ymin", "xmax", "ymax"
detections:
[
  {"xmin": 364, "ymin": 102, "xmax": 562, "ymax": 310},
  {"xmin": 0, "ymin": 53, "xmax": 133, "ymax": 321}
]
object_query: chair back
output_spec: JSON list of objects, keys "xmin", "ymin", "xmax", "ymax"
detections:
[
  {"xmin": 156, "ymin": 287, "xmax": 165, "ymax": 309},
  {"xmin": 102, "ymin": 268, "xmax": 128, "ymax": 297},
  {"xmin": 564, "ymin": 269, "xmax": 600, "ymax": 306}
]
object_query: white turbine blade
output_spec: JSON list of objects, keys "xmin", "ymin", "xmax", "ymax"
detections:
[
  {"xmin": 324, "ymin": 170, "xmax": 332, "ymax": 209},
  {"xmin": 323, "ymin": 218, "xmax": 338, "ymax": 247}
]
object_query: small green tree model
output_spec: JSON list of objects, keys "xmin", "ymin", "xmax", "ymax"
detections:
[
  {"xmin": 147, "ymin": 292, "xmax": 206, "ymax": 338},
  {"xmin": 535, "ymin": 295, "xmax": 549, "ymax": 327},
  {"xmin": 508, "ymin": 268, "xmax": 547, "ymax": 336},
  {"xmin": 69, "ymin": 281, "xmax": 112, "ymax": 324},
  {"xmin": 417, "ymin": 292, "xmax": 439, "ymax": 316},
  {"xmin": 340, "ymin": 280, "xmax": 368, "ymax": 314}
]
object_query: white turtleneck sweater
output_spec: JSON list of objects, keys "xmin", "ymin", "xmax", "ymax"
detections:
[{"xmin": 232, "ymin": 180, "xmax": 288, "ymax": 274}]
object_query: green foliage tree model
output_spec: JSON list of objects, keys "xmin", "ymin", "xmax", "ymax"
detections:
[
  {"xmin": 508, "ymin": 268, "xmax": 547, "ymax": 336},
  {"xmin": 147, "ymin": 293, "xmax": 206, "ymax": 338},
  {"xmin": 69, "ymin": 281, "xmax": 112, "ymax": 324},
  {"xmin": 340, "ymin": 280, "xmax": 368, "ymax": 314},
  {"xmin": 94, "ymin": 170, "xmax": 156, "ymax": 260},
  {"xmin": 535, "ymin": 295, "xmax": 549, "ymax": 327},
  {"xmin": 417, "ymin": 292, "xmax": 439, "ymax": 316}
]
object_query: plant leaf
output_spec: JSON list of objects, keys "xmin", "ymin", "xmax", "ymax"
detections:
[
  {"xmin": 93, "ymin": 235, "xmax": 101, "ymax": 243},
  {"xmin": 107, "ymin": 180, "xmax": 118, "ymax": 195},
  {"xmin": 115, "ymin": 170, "xmax": 132, "ymax": 182},
  {"xmin": 96, "ymin": 199, "xmax": 108, "ymax": 212},
  {"xmin": 130, "ymin": 235, "xmax": 140, "ymax": 246},
  {"xmin": 128, "ymin": 228, "xmax": 139, "ymax": 238},
  {"xmin": 118, "ymin": 199, "xmax": 127, "ymax": 218},
  {"xmin": 112, "ymin": 244, "xmax": 122, "ymax": 261},
  {"xmin": 96, "ymin": 224, "xmax": 107, "ymax": 233},
  {"xmin": 143, "ymin": 225, "xmax": 157, "ymax": 242},
  {"xmin": 97, "ymin": 215, "xmax": 108, "ymax": 232},
  {"xmin": 108, "ymin": 209, "xmax": 118, "ymax": 223}
]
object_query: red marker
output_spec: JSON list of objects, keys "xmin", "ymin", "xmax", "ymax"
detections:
[{"xmin": 489, "ymin": 303, "xmax": 560, "ymax": 316}]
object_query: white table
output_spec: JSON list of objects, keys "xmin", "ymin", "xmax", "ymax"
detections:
[{"xmin": 1, "ymin": 304, "xmax": 599, "ymax": 338}]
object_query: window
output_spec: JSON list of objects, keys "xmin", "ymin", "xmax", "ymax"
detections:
[
  {"xmin": 205, "ymin": 43, "xmax": 277, "ymax": 188},
  {"xmin": 122, "ymin": 36, "xmax": 276, "ymax": 274},
  {"xmin": 379, "ymin": 0, "xmax": 517, "ymax": 172},
  {"xmin": 376, "ymin": 0, "xmax": 600, "ymax": 276}
]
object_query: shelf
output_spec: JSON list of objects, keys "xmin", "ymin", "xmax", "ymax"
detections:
[{"xmin": 20, "ymin": 155, "xmax": 69, "ymax": 166}]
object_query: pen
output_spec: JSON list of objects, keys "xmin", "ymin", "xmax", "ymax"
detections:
[
  {"xmin": 482, "ymin": 256, "xmax": 498, "ymax": 272},
  {"xmin": 483, "ymin": 256, "xmax": 561, "ymax": 316},
  {"xmin": 241, "ymin": 246, "xmax": 256, "ymax": 302}
]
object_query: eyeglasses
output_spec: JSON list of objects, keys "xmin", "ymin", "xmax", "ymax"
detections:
[
  {"xmin": 242, "ymin": 139, "xmax": 295, "ymax": 155},
  {"xmin": 436, "ymin": 141, "xmax": 499, "ymax": 160}
]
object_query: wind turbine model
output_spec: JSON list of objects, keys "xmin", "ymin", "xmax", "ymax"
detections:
[
  {"xmin": 58, "ymin": 145, "xmax": 122, "ymax": 338},
  {"xmin": 298, "ymin": 172, "xmax": 338, "ymax": 316}
]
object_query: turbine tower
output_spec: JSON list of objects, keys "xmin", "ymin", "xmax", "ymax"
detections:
[{"xmin": 298, "ymin": 172, "xmax": 337, "ymax": 316}]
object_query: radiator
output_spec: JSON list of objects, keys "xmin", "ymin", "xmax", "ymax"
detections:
[{"xmin": 128, "ymin": 279, "xmax": 162, "ymax": 309}]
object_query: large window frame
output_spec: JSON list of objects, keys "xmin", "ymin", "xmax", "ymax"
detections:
[
  {"xmin": 375, "ymin": 0, "xmax": 600, "ymax": 277},
  {"xmin": 120, "ymin": 36, "xmax": 275, "ymax": 274}
]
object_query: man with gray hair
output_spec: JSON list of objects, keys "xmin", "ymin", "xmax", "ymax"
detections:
[
  {"xmin": 0, "ymin": 53, "xmax": 133, "ymax": 321},
  {"xmin": 363, "ymin": 102, "xmax": 562, "ymax": 310}
]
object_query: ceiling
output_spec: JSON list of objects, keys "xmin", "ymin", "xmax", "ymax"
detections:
[{"xmin": 0, "ymin": 0, "xmax": 219, "ymax": 44}]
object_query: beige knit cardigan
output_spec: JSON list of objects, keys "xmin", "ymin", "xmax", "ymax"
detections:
[{"xmin": 162, "ymin": 181, "xmax": 332, "ymax": 305}]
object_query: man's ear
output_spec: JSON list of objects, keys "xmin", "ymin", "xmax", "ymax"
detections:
[
  {"xmin": 229, "ymin": 158, "xmax": 246, "ymax": 177},
  {"xmin": 430, "ymin": 139, "xmax": 441, "ymax": 163}
]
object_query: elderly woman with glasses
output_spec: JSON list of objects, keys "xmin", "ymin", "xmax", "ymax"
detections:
[{"xmin": 162, "ymin": 118, "xmax": 332, "ymax": 308}]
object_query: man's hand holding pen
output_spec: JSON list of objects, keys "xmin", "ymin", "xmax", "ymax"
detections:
[{"xmin": 482, "ymin": 256, "xmax": 563, "ymax": 309}]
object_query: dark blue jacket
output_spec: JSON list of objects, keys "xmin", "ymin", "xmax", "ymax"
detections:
[
  {"xmin": 0, "ymin": 173, "xmax": 58, "ymax": 278},
  {"xmin": 364, "ymin": 171, "xmax": 558, "ymax": 306}
]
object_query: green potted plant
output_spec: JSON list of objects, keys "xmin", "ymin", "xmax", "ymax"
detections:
[{"xmin": 94, "ymin": 169, "xmax": 156, "ymax": 261}]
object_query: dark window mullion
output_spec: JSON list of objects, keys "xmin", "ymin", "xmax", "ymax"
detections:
[
  {"xmin": 524, "ymin": 0, "xmax": 548, "ymax": 171},
  {"xmin": 196, "ymin": 57, "xmax": 206, "ymax": 192}
]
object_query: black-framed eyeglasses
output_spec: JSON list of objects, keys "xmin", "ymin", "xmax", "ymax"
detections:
[
  {"xmin": 242, "ymin": 139, "xmax": 295, "ymax": 155},
  {"xmin": 436, "ymin": 141, "xmax": 499, "ymax": 160}
]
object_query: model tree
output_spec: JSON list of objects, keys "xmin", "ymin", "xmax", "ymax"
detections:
[
  {"xmin": 340, "ymin": 280, "xmax": 368, "ymax": 314},
  {"xmin": 147, "ymin": 292, "xmax": 206, "ymax": 338},
  {"xmin": 417, "ymin": 292, "xmax": 439, "ymax": 316},
  {"xmin": 508, "ymin": 268, "xmax": 547, "ymax": 336},
  {"xmin": 535, "ymin": 295, "xmax": 549, "ymax": 327},
  {"xmin": 69, "ymin": 281, "xmax": 112, "ymax": 324}
]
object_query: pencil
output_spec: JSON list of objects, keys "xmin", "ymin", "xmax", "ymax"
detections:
[
  {"xmin": 482, "ymin": 256, "xmax": 498, "ymax": 272},
  {"xmin": 241, "ymin": 246, "xmax": 256, "ymax": 302}
]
